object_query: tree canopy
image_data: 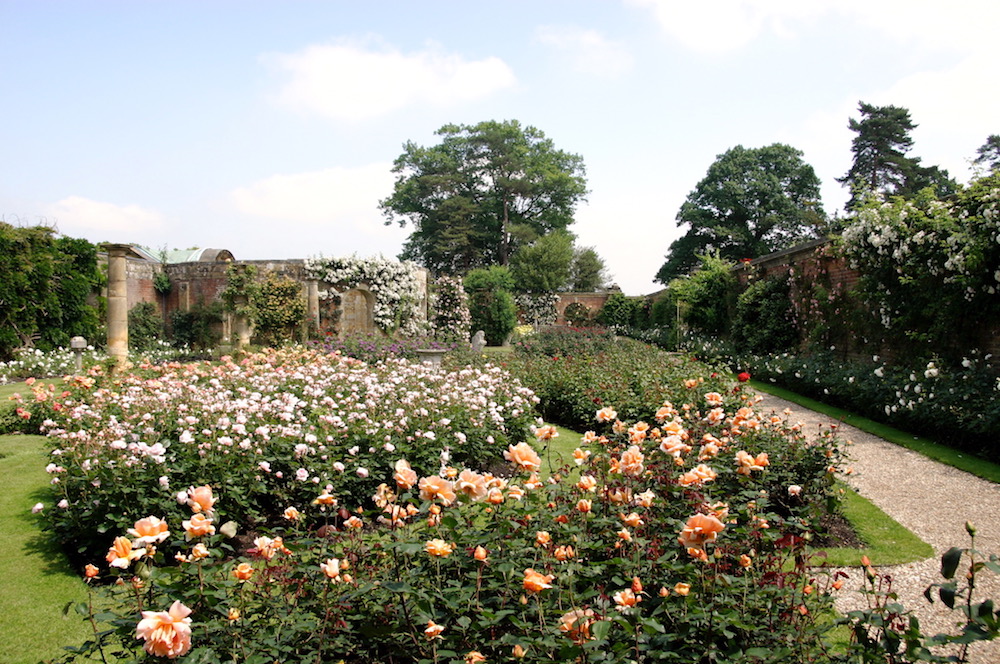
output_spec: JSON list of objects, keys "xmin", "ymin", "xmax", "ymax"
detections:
[
  {"xmin": 380, "ymin": 120, "xmax": 588, "ymax": 274},
  {"xmin": 838, "ymin": 101, "xmax": 957, "ymax": 209},
  {"xmin": 974, "ymin": 135, "xmax": 1000, "ymax": 174},
  {"xmin": 655, "ymin": 143, "xmax": 824, "ymax": 284},
  {"xmin": 509, "ymin": 230, "xmax": 574, "ymax": 293}
]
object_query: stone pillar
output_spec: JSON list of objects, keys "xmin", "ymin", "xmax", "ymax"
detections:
[
  {"xmin": 233, "ymin": 295, "xmax": 251, "ymax": 349},
  {"xmin": 104, "ymin": 244, "xmax": 130, "ymax": 370},
  {"xmin": 305, "ymin": 280, "xmax": 320, "ymax": 338}
]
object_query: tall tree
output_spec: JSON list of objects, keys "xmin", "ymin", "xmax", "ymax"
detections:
[
  {"xmin": 381, "ymin": 120, "xmax": 588, "ymax": 274},
  {"xmin": 838, "ymin": 101, "xmax": 956, "ymax": 208},
  {"xmin": 509, "ymin": 231, "xmax": 574, "ymax": 293},
  {"xmin": 569, "ymin": 246, "xmax": 608, "ymax": 292},
  {"xmin": 655, "ymin": 144, "xmax": 824, "ymax": 284},
  {"xmin": 974, "ymin": 135, "xmax": 1000, "ymax": 173}
]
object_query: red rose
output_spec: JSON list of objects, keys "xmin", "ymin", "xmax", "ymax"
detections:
[{"xmin": 737, "ymin": 372, "xmax": 751, "ymax": 382}]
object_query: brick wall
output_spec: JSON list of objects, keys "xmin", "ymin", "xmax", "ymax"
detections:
[{"xmin": 554, "ymin": 292, "xmax": 612, "ymax": 325}]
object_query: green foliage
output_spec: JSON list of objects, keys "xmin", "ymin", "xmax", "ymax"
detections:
[
  {"xmin": 731, "ymin": 274, "xmax": 797, "ymax": 354},
  {"xmin": 465, "ymin": 266, "xmax": 518, "ymax": 345},
  {"xmin": 169, "ymin": 302, "xmax": 223, "ymax": 350},
  {"xmin": 670, "ymin": 253, "xmax": 736, "ymax": 336},
  {"xmin": 595, "ymin": 292, "xmax": 638, "ymax": 328},
  {"xmin": 569, "ymin": 246, "xmax": 607, "ymax": 292},
  {"xmin": 0, "ymin": 225, "xmax": 101, "ymax": 361},
  {"xmin": 685, "ymin": 337, "xmax": 1000, "ymax": 462},
  {"xmin": 251, "ymin": 273, "xmax": 307, "ymax": 347},
  {"xmin": 974, "ymin": 134, "xmax": 1000, "ymax": 174},
  {"xmin": 381, "ymin": 119, "xmax": 589, "ymax": 272},
  {"xmin": 152, "ymin": 270, "xmax": 172, "ymax": 295},
  {"xmin": 515, "ymin": 293, "xmax": 559, "ymax": 326},
  {"xmin": 657, "ymin": 143, "xmax": 824, "ymax": 283},
  {"xmin": 838, "ymin": 101, "xmax": 957, "ymax": 210},
  {"xmin": 127, "ymin": 302, "xmax": 163, "ymax": 351},
  {"xmin": 510, "ymin": 230, "xmax": 574, "ymax": 293}
]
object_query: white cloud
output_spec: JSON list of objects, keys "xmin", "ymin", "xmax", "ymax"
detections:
[
  {"xmin": 626, "ymin": 0, "xmax": 821, "ymax": 53},
  {"xmin": 231, "ymin": 162, "xmax": 396, "ymax": 231},
  {"xmin": 628, "ymin": 0, "xmax": 1000, "ymax": 55},
  {"xmin": 265, "ymin": 36, "xmax": 517, "ymax": 121},
  {"xmin": 44, "ymin": 196, "xmax": 164, "ymax": 234},
  {"xmin": 535, "ymin": 25, "xmax": 634, "ymax": 77}
]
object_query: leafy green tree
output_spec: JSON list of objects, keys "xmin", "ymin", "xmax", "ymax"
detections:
[
  {"xmin": 974, "ymin": 135, "xmax": 1000, "ymax": 174},
  {"xmin": 731, "ymin": 274, "xmax": 797, "ymax": 353},
  {"xmin": 381, "ymin": 120, "xmax": 588, "ymax": 273},
  {"xmin": 838, "ymin": 101, "xmax": 957, "ymax": 209},
  {"xmin": 655, "ymin": 144, "xmax": 824, "ymax": 284},
  {"xmin": 464, "ymin": 266, "xmax": 517, "ymax": 345},
  {"xmin": 510, "ymin": 231, "xmax": 574, "ymax": 293},
  {"xmin": 569, "ymin": 246, "xmax": 608, "ymax": 291},
  {"xmin": 596, "ymin": 292, "xmax": 639, "ymax": 327},
  {"xmin": 670, "ymin": 253, "xmax": 736, "ymax": 336}
]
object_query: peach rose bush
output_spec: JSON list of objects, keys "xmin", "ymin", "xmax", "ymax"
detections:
[{"xmin": 47, "ymin": 348, "xmax": 869, "ymax": 663}]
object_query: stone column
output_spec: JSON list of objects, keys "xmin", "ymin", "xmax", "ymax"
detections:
[
  {"xmin": 104, "ymin": 244, "xmax": 130, "ymax": 370},
  {"xmin": 306, "ymin": 280, "xmax": 320, "ymax": 331}
]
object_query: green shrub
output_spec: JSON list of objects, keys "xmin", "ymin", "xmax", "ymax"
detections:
[
  {"xmin": 731, "ymin": 274, "xmax": 797, "ymax": 354},
  {"xmin": 595, "ymin": 292, "xmax": 638, "ymax": 327},
  {"xmin": 670, "ymin": 253, "xmax": 736, "ymax": 336},
  {"xmin": 169, "ymin": 302, "xmax": 223, "ymax": 350},
  {"xmin": 465, "ymin": 266, "xmax": 517, "ymax": 345},
  {"xmin": 251, "ymin": 273, "xmax": 307, "ymax": 347},
  {"xmin": 562, "ymin": 301, "xmax": 592, "ymax": 326},
  {"xmin": 128, "ymin": 302, "xmax": 163, "ymax": 351}
]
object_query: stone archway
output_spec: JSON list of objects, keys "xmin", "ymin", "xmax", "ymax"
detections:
[{"xmin": 339, "ymin": 285, "xmax": 376, "ymax": 338}]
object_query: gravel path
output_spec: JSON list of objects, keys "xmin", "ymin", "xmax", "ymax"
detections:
[{"xmin": 755, "ymin": 393, "xmax": 1000, "ymax": 664}]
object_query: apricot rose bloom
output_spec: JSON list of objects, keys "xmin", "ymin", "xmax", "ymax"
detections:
[
  {"xmin": 559, "ymin": 608, "xmax": 596, "ymax": 644},
  {"xmin": 522, "ymin": 568, "xmax": 555, "ymax": 593},
  {"xmin": 106, "ymin": 536, "xmax": 145, "ymax": 569},
  {"xmin": 418, "ymin": 475, "xmax": 457, "ymax": 506},
  {"xmin": 425, "ymin": 538, "xmax": 454, "ymax": 557},
  {"xmin": 504, "ymin": 442, "xmax": 541, "ymax": 472},
  {"xmin": 182, "ymin": 513, "xmax": 216, "ymax": 540},
  {"xmin": 595, "ymin": 406, "xmax": 617, "ymax": 422},
  {"xmin": 135, "ymin": 600, "xmax": 193, "ymax": 658},
  {"xmin": 232, "ymin": 562, "xmax": 254, "ymax": 582},
  {"xmin": 613, "ymin": 587, "xmax": 641, "ymax": 611},
  {"xmin": 186, "ymin": 485, "xmax": 215, "ymax": 514},
  {"xmin": 678, "ymin": 513, "xmax": 726, "ymax": 553},
  {"xmin": 394, "ymin": 459, "xmax": 418, "ymax": 490},
  {"xmin": 320, "ymin": 557, "xmax": 342, "ymax": 580},
  {"xmin": 128, "ymin": 516, "xmax": 170, "ymax": 547},
  {"xmin": 425, "ymin": 620, "xmax": 445, "ymax": 640}
]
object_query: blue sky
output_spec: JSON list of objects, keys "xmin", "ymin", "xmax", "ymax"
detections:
[{"xmin": 2, "ymin": 1, "xmax": 997, "ymax": 294}]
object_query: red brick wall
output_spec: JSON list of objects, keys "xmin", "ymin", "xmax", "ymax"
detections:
[{"xmin": 554, "ymin": 292, "xmax": 612, "ymax": 325}]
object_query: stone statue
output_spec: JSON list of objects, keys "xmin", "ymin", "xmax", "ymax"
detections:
[{"xmin": 471, "ymin": 330, "xmax": 486, "ymax": 354}]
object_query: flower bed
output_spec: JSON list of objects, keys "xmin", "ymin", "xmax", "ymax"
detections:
[
  {"xmin": 59, "ymin": 377, "xmax": 851, "ymax": 663},
  {"xmin": 29, "ymin": 347, "xmax": 537, "ymax": 562}
]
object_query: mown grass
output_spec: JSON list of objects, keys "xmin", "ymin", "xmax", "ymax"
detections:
[
  {"xmin": 0, "ymin": 433, "xmax": 95, "ymax": 664},
  {"xmin": 750, "ymin": 380, "xmax": 1000, "ymax": 485}
]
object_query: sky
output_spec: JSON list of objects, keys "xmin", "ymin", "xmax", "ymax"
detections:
[{"xmin": 2, "ymin": 1, "xmax": 997, "ymax": 295}]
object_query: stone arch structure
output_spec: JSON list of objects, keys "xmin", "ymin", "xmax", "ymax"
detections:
[{"xmin": 337, "ymin": 284, "xmax": 377, "ymax": 338}]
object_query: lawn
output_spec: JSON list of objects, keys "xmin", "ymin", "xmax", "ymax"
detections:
[{"xmin": 0, "ymin": 433, "xmax": 95, "ymax": 664}]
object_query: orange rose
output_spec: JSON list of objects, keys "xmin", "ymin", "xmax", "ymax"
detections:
[
  {"xmin": 456, "ymin": 469, "xmax": 488, "ymax": 501},
  {"xmin": 504, "ymin": 442, "xmax": 541, "ymax": 472},
  {"xmin": 418, "ymin": 475, "xmax": 457, "ymax": 506},
  {"xmin": 619, "ymin": 446, "xmax": 645, "ymax": 477},
  {"xmin": 394, "ymin": 459, "xmax": 418, "ymax": 490},
  {"xmin": 473, "ymin": 545, "xmax": 489, "ymax": 562},
  {"xmin": 535, "ymin": 531, "xmax": 551, "ymax": 547},
  {"xmin": 135, "ymin": 601, "xmax": 193, "ymax": 658},
  {"xmin": 553, "ymin": 544, "xmax": 575, "ymax": 561},
  {"xmin": 595, "ymin": 407, "xmax": 617, "ymax": 422},
  {"xmin": 674, "ymin": 582, "xmax": 691, "ymax": 596},
  {"xmin": 534, "ymin": 424, "xmax": 559, "ymax": 441},
  {"xmin": 522, "ymin": 568, "xmax": 554, "ymax": 593},
  {"xmin": 106, "ymin": 536, "xmax": 145, "ymax": 569},
  {"xmin": 576, "ymin": 499, "xmax": 592, "ymax": 513},
  {"xmin": 576, "ymin": 475, "xmax": 597, "ymax": 492},
  {"xmin": 621, "ymin": 512, "xmax": 644, "ymax": 528},
  {"xmin": 84, "ymin": 563, "xmax": 99, "ymax": 578},
  {"xmin": 182, "ymin": 513, "xmax": 216, "ymax": 540},
  {"xmin": 232, "ymin": 562, "xmax": 254, "ymax": 582},
  {"xmin": 283, "ymin": 506, "xmax": 301, "ymax": 521},
  {"xmin": 425, "ymin": 538, "xmax": 454, "ymax": 557},
  {"xmin": 425, "ymin": 620, "xmax": 445, "ymax": 640},
  {"xmin": 127, "ymin": 516, "xmax": 170, "ymax": 546},
  {"xmin": 320, "ymin": 557, "xmax": 342, "ymax": 579},
  {"xmin": 186, "ymin": 485, "xmax": 215, "ymax": 514},
  {"xmin": 559, "ymin": 608, "xmax": 596, "ymax": 644},
  {"xmin": 678, "ymin": 513, "xmax": 725, "ymax": 557},
  {"xmin": 613, "ymin": 587, "xmax": 641, "ymax": 611},
  {"xmin": 464, "ymin": 651, "xmax": 487, "ymax": 664}
]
